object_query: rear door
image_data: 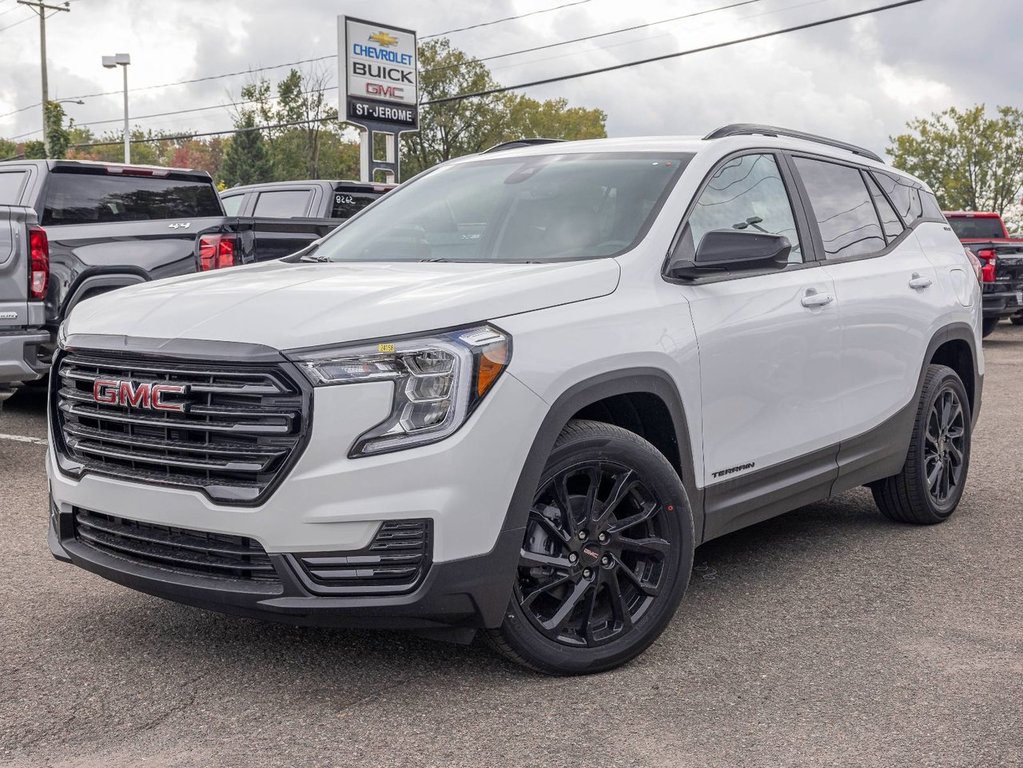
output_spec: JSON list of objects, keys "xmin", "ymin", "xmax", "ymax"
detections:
[
  {"xmin": 788, "ymin": 156, "xmax": 943, "ymax": 453},
  {"xmin": 248, "ymin": 186, "xmax": 324, "ymax": 261}
]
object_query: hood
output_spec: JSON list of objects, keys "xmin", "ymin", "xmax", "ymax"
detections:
[{"xmin": 65, "ymin": 259, "xmax": 621, "ymax": 350}]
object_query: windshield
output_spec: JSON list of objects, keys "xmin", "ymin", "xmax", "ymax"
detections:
[
  {"xmin": 947, "ymin": 216, "xmax": 1006, "ymax": 240},
  {"xmin": 303, "ymin": 152, "xmax": 692, "ymax": 263}
]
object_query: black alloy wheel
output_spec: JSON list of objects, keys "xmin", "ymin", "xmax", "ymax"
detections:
[
  {"xmin": 490, "ymin": 420, "xmax": 693, "ymax": 675},
  {"xmin": 923, "ymin": 388, "xmax": 966, "ymax": 506},
  {"xmin": 517, "ymin": 461, "xmax": 670, "ymax": 647},
  {"xmin": 871, "ymin": 364, "xmax": 971, "ymax": 524}
]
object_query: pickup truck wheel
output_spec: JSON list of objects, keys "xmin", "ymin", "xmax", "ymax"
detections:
[
  {"xmin": 870, "ymin": 365, "xmax": 971, "ymax": 525},
  {"xmin": 488, "ymin": 420, "xmax": 694, "ymax": 675},
  {"xmin": 982, "ymin": 317, "xmax": 999, "ymax": 337}
]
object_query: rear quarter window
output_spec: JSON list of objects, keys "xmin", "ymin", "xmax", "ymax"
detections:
[{"xmin": 0, "ymin": 171, "xmax": 28, "ymax": 204}]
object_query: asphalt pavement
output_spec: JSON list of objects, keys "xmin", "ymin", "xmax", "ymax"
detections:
[{"xmin": 1, "ymin": 325, "xmax": 1021, "ymax": 768}]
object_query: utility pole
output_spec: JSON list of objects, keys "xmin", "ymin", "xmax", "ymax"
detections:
[{"xmin": 17, "ymin": 0, "xmax": 70, "ymax": 158}]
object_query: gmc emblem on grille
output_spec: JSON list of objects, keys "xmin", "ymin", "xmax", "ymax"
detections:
[{"xmin": 92, "ymin": 379, "xmax": 187, "ymax": 412}]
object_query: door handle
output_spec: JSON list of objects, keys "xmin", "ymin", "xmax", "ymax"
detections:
[
  {"xmin": 909, "ymin": 273, "xmax": 933, "ymax": 290},
  {"xmin": 801, "ymin": 289, "xmax": 833, "ymax": 308}
]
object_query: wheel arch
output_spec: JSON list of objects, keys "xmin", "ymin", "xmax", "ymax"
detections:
[
  {"xmin": 926, "ymin": 322, "xmax": 981, "ymax": 424},
  {"xmin": 503, "ymin": 368, "xmax": 702, "ymax": 543}
]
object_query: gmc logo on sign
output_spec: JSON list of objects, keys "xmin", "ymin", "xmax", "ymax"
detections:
[
  {"xmin": 366, "ymin": 82, "xmax": 404, "ymax": 98},
  {"xmin": 92, "ymin": 380, "xmax": 187, "ymax": 412}
]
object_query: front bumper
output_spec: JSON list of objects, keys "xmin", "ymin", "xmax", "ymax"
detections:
[
  {"xmin": 0, "ymin": 328, "xmax": 51, "ymax": 384},
  {"xmin": 48, "ymin": 517, "xmax": 522, "ymax": 636},
  {"xmin": 47, "ymin": 371, "xmax": 547, "ymax": 631}
]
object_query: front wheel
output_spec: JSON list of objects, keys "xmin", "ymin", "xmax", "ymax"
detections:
[
  {"xmin": 982, "ymin": 317, "xmax": 999, "ymax": 337},
  {"xmin": 870, "ymin": 365, "xmax": 971, "ymax": 524},
  {"xmin": 488, "ymin": 420, "xmax": 694, "ymax": 675}
]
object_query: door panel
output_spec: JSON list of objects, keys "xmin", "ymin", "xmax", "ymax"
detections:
[
  {"xmin": 689, "ymin": 269, "xmax": 844, "ymax": 484},
  {"xmin": 822, "ymin": 239, "xmax": 941, "ymax": 437}
]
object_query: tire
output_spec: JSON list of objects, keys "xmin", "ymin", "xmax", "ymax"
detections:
[
  {"xmin": 870, "ymin": 365, "xmax": 971, "ymax": 525},
  {"xmin": 1011, "ymin": 313, "xmax": 1023, "ymax": 327},
  {"xmin": 982, "ymin": 317, "xmax": 999, "ymax": 337},
  {"xmin": 488, "ymin": 419, "xmax": 694, "ymax": 675}
]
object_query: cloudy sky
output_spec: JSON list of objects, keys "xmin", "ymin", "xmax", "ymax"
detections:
[{"xmin": 0, "ymin": 0, "xmax": 1017, "ymax": 157}]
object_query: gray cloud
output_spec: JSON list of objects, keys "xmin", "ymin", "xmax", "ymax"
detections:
[{"xmin": 0, "ymin": 0, "xmax": 1017, "ymax": 158}]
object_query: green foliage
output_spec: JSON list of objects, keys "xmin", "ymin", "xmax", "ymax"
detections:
[
  {"xmin": 44, "ymin": 101, "xmax": 72, "ymax": 159},
  {"xmin": 239, "ymin": 68, "xmax": 349, "ymax": 180},
  {"xmin": 221, "ymin": 113, "xmax": 272, "ymax": 187},
  {"xmin": 400, "ymin": 39, "xmax": 607, "ymax": 177},
  {"xmin": 888, "ymin": 105, "xmax": 1023, "ymax": 214}
]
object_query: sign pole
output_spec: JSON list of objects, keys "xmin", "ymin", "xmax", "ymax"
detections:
[{"xmin": 339, "ymin": 16, "xmax": 419, "ymax": 184}]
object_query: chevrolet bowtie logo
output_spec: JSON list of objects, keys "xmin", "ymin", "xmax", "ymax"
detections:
[{"xmin": 369, "ymin": 31, "xmax": 399, "ymax": 47}]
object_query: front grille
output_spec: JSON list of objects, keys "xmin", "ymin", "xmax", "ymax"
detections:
[
  {"xmin": 292, "ymin": 520, "xmax": 432, "ymax": 596},
  {"xmin": 73, "ymin": 509, "xmax": 280, "ymax": 584},
  {"xmin": 53, "ymin": 350, "xmax": 309, "ymax": 504}
]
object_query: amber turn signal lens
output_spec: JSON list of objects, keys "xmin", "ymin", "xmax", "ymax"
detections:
[{"xmin": 476, "ymin": 341, "xmax": 509, "ymax": 398}]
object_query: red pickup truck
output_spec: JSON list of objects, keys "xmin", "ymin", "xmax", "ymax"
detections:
[{"xmin": 944, "ymin": 211, "xmax": 1023, "ymax": 336}]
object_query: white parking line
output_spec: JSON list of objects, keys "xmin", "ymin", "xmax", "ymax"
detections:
[{"xmin": 0, "ymin": 432, "xmax": 48, "ymax": 446}]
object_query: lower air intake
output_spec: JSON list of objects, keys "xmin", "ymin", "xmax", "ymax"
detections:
[{"xmin": 290, "ymin": 519, "xmax": 432, "ymax": 596}]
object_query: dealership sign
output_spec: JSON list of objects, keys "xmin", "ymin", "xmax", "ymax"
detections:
[{"xmin": 340, "ymin": 17, "xmax": 419, "ymax": 131}]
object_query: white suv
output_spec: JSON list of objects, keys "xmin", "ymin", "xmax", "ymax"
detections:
[{"xmin": 47, "ymin": 125, "xmax": 983, "ymax": 674}]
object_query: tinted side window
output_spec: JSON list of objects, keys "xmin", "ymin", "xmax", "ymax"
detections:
[
  {"xmin": 680, "ymin": 153, "xmax": 803, "ymax": 263},
  {"xmin": 331, "ymin": 191, "xmax": 380, "ymax": 219},
  {"xmin": 864, "ymin": 173, "xmax": 904, "ymax": 242},
  {"xmin": 919, "ymin": 189, "xmax": 944, "ymax": 220},
  {"xmin": 794, "ymin": 157, "xmax": 885, "ymax": 259},
  {"xmin": 253, "ymin": 190, "xmax": 312, "ymax": 217},
  {"xmin": 873, "ymin": 170, "xmax": 922, "ymax": 225},
  {"xmin": 221, "ymin": 194, "xmax": 244, "ymax": 216},
  {"xmin": 0, "ymin": 171, "xmax": 27, "ymax": 204}
]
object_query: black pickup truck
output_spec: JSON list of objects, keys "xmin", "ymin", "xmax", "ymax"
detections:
[
  {"xmin": 945, "ymin": 211, "xmax": 1023, "ymax": 336},
  {"xmin": 220, "ymin": 179, "xmax": 395, "ymax": 262},
  {"xmin": 0, "ymin": 159, "xmax": 244, "ymax": 376}
]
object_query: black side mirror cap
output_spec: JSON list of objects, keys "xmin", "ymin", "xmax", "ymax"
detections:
[{"xmin": 669, "ymin": 230, "xmax": 791, "ymax": 280}]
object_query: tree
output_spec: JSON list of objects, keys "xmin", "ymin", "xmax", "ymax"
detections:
[
  {"xmin": 888, "ymin": 105, "xmax": 1023, "ymax": 214},
  {"xmin": 239, "ymin": 66, "xmax": 343, "ymax": 179},
  {"xmin": 400, "ymin": 39, "xmax": 607, "ymax": 177},
  {"xmin": 44, "ymin": 101, "xmax": 72, "ymax": 159},
  {"xmin": 221, "ymin": 113, "xmax": 272, "ymax": 187}
]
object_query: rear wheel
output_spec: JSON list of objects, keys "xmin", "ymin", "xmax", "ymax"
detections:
[
  {"xmin": 982, "ymin": 317, "xmax": 999, "ymax": 337},
  {"xmin": 489, "ymin": 420, "xmax": 694, "ymax": 675},
  {"xmin": 870, "ymin": 365, "xmax": 971, "ymax": 524}
]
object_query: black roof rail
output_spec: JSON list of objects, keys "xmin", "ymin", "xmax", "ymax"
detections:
[
  {"xmin": 703, "ymin": 123, "xmax": 883, "ymax": 164},
  {"xmin": 482, "ymin": 138, "xmax": 566, "ymax": 154}
]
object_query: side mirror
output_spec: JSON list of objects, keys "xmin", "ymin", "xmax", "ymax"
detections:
[{"xmin": 669, "ymin": 230, "xmax": 791, "ymax": 280}]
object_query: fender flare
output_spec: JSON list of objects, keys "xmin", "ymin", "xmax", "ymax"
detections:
[
  {"xmin": 501, "ymin": 367, "xmax": 701, "ymax": 540},
  {"xmin": 63, "ymin": 272, "xmax": 148, "ymax": 318}
]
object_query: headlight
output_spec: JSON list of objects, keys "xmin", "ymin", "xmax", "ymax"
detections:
[{"xmin": 289, "ymin": 325, "xmax": 511, "ymax": 457}]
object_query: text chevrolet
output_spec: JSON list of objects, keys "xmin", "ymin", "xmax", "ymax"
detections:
[{"xmin": 47, "ymin": 125, "xmax": 983, "ymax": 674}]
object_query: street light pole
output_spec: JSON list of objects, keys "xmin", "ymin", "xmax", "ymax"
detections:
[
  {"xmin": 17, "ymin": 0, "xmax": 70, "ymax": 158},
  {"xmin": 102, "ymin": 53, "xmax": 131, "ymax": 163}
]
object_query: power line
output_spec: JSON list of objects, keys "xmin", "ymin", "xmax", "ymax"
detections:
[
  {"xmin": 422, "ymin": 0, "xmax": 592, "ymax": 39},
  {"xmin": 64, "ymin": 0, "xmax": 925, "ymax": 152},
  {"xmin": 425, "ymin": 0, "xmax": 760, "ymax": 74},
  {"xmin": 3, "ymin": 2, "xmax": 597, "ymax": 114},
  {"xmin": 12, "ymin": 0, "xmax": 822, "ymax": 136},
  {"xmin": 423, "ymin": 0, "xmax": 927, "ymax": 106}
]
